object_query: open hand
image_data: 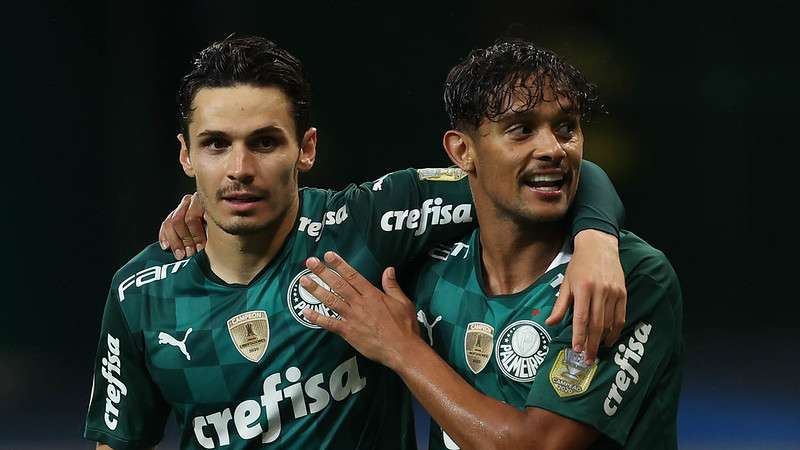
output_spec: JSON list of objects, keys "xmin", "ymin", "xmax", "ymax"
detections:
[{"xmin": 300, "ymin": 251, "xmax": 420, "ymax": 369}]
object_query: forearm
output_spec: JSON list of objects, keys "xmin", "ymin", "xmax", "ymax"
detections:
[{"xmin": 391, "ymin": 338, "xmax": 527, "ymax": 450}]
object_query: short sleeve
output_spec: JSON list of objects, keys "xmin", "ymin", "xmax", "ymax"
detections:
[
  {"xmin": 84, "ymin": 289, "xmax": 170, "ymax": 450},
  {"xmin": 569, "ymin": 160, "xmax": 625, "ymax": 239},
  {"xmin": 526, "ymin": 268, "xmax": 682, "ymax": 445}
]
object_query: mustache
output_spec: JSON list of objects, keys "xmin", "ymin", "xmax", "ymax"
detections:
[{"xmin": 216, "ymin": 183, "xmax": 267, "ymax": 199}]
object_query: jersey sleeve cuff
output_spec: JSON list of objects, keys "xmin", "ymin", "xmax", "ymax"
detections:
[
  {"xmin": 570, "ymin": 218, "xmax": 619, "ymax": 240},
  {"xmin": 84, "ymin": 427, "xmax": 161, "ymax": 450}
]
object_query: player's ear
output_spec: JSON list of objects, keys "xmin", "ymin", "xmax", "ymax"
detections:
[
  {"xmin": 443, "ymin": 129, "xmax": 475, "ymax": 173},
  {"xmin": 178, "ymin": 133, "xmax": 195, "ymax": 178},
  {"xmin": 297, "ymin": 127, "xmax": 317, "ymax": 173}
]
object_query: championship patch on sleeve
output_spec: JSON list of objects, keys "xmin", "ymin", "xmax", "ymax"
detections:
[
  {"xmin": 549, "ymin": 348, "xmax": 597, "ymax": 398},
  {"xmin": 416, "ymin": 167, "xmax": 467, "ymax": 181}
]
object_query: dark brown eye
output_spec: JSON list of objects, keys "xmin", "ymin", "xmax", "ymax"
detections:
[{"xmin": 509, "ymin": 125, "xmax": 533, "ymax": 137}]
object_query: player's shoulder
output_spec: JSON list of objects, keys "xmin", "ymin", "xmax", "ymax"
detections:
[
  {"xmin": 619, "ymin": 230, "xmax": 677, "ymax": 280},
  {"xmin": 299, "ymin": 168, "xmax": 419, "ymax": 217},
  {"xmin": 619, "ymin": 230, "xmax": 683, "ymax": 321},
  {"xmin": 110, "ymin": 242, "xmax": 192, "ymax": 302}
]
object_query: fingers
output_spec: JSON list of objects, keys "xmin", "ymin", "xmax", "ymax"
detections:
[
  {"xmin": 546, "ymin": 277, "xmax": 571, "ymax": 326},
  {"xmin": 304, "ymin": 256, "xmax": 360, "ymax": 301},
  {"xmin": 299, "ymin": 274, "xmax": 352, "ymax": 317},
  {"xmin": 160, "ymin": 195, "xmax": 194, "ymax": 259},
  {"xmin": 171, "ymin": 194, "xmax": 199, "ymax": 258},
  {"xmin": 583, "ymin": 290, "xmax": 607, "ymax": 365},
  {"xmin": 607, "ymin": 290, "xmax": 627, "ymax": 346},
  {"xmin": 185, "ymin": 192, "xmax": 207, "ymax": 252},
  {"xmin": 322, "ymin": 252, "xmax": 373, "ymax": 294},
  {"xmin": 570, "ymin": 283, "xmax": 589, "ymax": 354},
  {"xmin": 303, "ymin": 308, "xmax": 345, "ymax": 335},
  {"xmin": 602, "ymin": 295, "xmax": 617, "ymax": 347},
  {"xmin": 381, "ymin": 267, "xmax": 412, "ymax": 304},
  {"xmin": 161, "ymin": 197, "xmax": 188, "ymax": 259}
]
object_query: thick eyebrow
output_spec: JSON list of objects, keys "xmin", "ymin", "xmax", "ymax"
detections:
[
  {"xmin": 196, "ymin": 125, "xmax": 287, "ymax": 139},
  {"xmin": 196, "ymin": 129, "xmax": 229, "ymax": 139},
  {"xmin": 495, "ymin": 108, "xmax": 580, "ymax": 126}
]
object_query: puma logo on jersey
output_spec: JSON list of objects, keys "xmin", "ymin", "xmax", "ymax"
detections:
[
  {"xmin": 372, "ymin": 174, "xmax": 388, "ymax": 191},
  {"xmin": 158, "ymin": 328, "xmax": 193, "ymax": 361},
  {"xmin": 380, "ymin": 197, "xmax": 472, "ymax": 236},
  {"xmin": 429, "ymin": 242, "xmax": 470, "ymax": 261},
  {"xmin": 604, "ymin": 322, "xmax": 652, "ymax": 416},
  {"xmin": 417, "ymin": 310, "xmax": 442, "ymax": 345}
]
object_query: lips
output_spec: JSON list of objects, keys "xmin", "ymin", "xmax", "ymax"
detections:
[
  {"xmin": 223, "ymin": 194, "xmax": 262, "ymax": 202},
  {"xmin": 520, "ymin": 170, "xmax": 570, "ymax": 192}
]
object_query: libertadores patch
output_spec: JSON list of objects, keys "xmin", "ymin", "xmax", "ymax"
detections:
[
  {"xmin": 548, "ymin": 348, "xmax": 597, "ymax": 398},
  {"xmin": 465, "ymin": 322, "xmax": 494, "ymax": 374},
  {"xmin": 227, "ymin": 310, "xmax": 269, "ymax": 363}
]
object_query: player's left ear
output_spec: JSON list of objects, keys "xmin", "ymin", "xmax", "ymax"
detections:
[
  {"xmin": 178, "ymin": 134, "xmax": 195, "ymax": 178},
  {"xmin": 296, "ymin": 127, "xmax": 317, "ymax": 173}
]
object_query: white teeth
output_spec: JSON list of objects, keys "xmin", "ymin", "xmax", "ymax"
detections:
[{"xmin": 532, "ymin": 174, "xmax": 563, "ymax": 182}]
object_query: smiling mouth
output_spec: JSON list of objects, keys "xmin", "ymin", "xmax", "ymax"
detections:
[{"xmin": 521, "ymin": 173, "xmax": 568, "ymax": 192}]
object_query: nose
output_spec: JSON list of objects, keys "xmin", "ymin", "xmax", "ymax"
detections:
[
  {"xmin": 531, "ymin": 129, "xmax": 566, "ymax": 164},
  {"xmin": 227, "ymin": 143, "xmax": 255, "ymax": 184}
]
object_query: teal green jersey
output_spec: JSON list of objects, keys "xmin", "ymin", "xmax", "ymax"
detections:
[
  {"xmin": 412, "ymin": 230, "xmax": 683, "ymax": 450},
  {"xmin": 84, "ymin": 163, "xmax": 624, "ymax": 449}
]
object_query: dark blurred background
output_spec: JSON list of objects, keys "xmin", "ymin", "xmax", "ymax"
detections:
[{"xmin": 4, "ymin": 1, "xmax": 797, "ymax": 449}]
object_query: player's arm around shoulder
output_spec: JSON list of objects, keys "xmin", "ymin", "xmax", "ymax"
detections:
[{"xmin": 337, "ymin": 167, "xmax": 476, "ymax": 264}]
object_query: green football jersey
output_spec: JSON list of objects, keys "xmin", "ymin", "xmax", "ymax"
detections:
[
  {"xmin": 412, "ymin": 230, "xmax": 683, "ymax": 450},
  {"xmin": 84, "ymin": 162, "xmax": 624, "ymax": 450}
]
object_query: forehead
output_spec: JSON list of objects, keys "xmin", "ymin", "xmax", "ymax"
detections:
[
  {"xmin": 188, "ymin": 85, "xmax": 295, "ymax": 137},
  {"xmin": 505, "ymin": 78, "xmax": 575, "ymax": 116}
]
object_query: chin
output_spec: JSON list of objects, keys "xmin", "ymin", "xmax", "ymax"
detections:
[{"xmin": 216, "ymin": 216, "xmax": 274, "ymax": 236}]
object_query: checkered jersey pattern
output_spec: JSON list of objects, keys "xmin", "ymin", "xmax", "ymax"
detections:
[
  {"xmin": 85, "ymin": 169, "xmax": 475, "ymax": 450},
  {"xmin": 412, "ymin": 230, "xmax": 683, "ymax": 450}
]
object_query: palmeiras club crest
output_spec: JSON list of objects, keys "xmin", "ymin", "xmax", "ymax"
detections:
[
  {"xmin": 287, "ymin": 269, "xmax": 342, "ymax": 328},
  {"xmin": 227, "ymin": 310, "xmax": 269, "ymax": 363},
  {"xmin": 464, "ymin": 322, "xmax": 494, "ymax": 374},
  {"xmin": 495, "ymin": 320, "xmax": 551, "ymax": 383}
]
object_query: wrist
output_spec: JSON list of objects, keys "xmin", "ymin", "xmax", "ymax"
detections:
[
  {"xmin": 574, "ymin": 228, "xmax": 618, "ymax": 249},
  {"xmin": 386, "ymin": 334, "xmax": 428, "ymax": 373}
]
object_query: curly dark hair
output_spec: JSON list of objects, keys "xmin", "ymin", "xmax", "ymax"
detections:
[
  {"xmin": 177, "ymin": 35, "xmax": 311, "ymax": 143},
  {"xmin": 444, "ymin": 39, "xmax": 599, "ymax": 131}
]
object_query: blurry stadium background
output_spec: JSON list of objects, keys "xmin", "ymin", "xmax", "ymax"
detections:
[{"xmin": 4, "ymin": 1, "xmax": 797, "ymax": 449}]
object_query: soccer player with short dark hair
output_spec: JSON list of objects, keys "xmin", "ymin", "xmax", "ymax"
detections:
[
  {"xmin": 84, "ymin": 36, "xmax": 628, "ymax": 449},
  {"xmin": 300, "ymin": 39, "xmax": 683, "ymax": 450}
]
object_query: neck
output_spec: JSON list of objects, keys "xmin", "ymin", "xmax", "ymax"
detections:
[
  {"xmin": 476, "ymin": 206, "xmax": 566, "ymax": 297},
  {"xmin": 204, "ymin": 194, "xmax": 299, "ymax": 285}
]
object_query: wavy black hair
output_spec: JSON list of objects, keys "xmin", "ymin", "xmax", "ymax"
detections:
[
  {"xmin": 444, "ymin": 39, "xmax": 599, "ymax": 131},
  {"xmin": 177, "ymin": 35, "xmax": 311, "ymax": 143}
]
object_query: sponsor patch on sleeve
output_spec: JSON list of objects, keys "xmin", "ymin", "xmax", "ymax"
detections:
[
  {"xmin": 417, "ymin": 167, "xmax": 467, "ymax": 182},
  {"xmin": 548, "ymin": 348, "xmax": 597, "ymax": 398}
]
